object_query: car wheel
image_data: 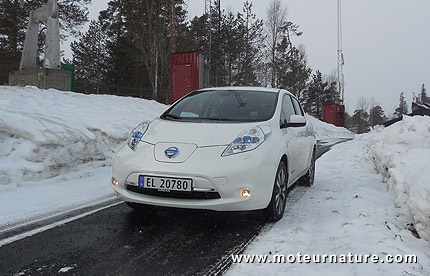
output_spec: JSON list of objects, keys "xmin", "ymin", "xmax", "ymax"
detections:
[
  {"xmin": 126, "ymin": 202, "xmax": 153, "ymax": 212},
  {"xmin": 300, "ymin": 150, "xmax": 315, "ymax": 187},
  {"xmin": 265, "ymin": 161, "xmax": 288, "ymax": 222}
]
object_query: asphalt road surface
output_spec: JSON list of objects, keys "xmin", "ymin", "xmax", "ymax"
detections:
[{"xmin": 0, "ymin": 139, "xmax": 350, "ymax": 276}]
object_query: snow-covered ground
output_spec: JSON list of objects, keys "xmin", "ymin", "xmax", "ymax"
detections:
[
  {"xmin": 0, "ymin": 86, "xmax": 167, "ymax": 231},
  {"xmin": 227, "ymin": 116, "xmax": 430, "ymax": 275}
]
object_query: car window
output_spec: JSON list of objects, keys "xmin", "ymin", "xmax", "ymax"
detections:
[
  {"xmin": 280, "ymin": 94, "xmax": 296, "ymax": 126},
  {"xmin": 291, "ymin": 96, "xmax": 304, "ymax": 116},
  {"xmin": 161, "ymin": 90, "xmax": 278, "ymax": 123}
]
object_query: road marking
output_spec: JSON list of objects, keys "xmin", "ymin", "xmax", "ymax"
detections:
[
  {"xmin": 0, "ymin": 195, "xmax": 117, "ymax": 236},
  {"xmin": 0, "ymin": 202, "xmax": 121, "ymax": 247}
]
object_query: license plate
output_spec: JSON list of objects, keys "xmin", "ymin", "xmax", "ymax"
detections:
[{"xmin": 138, "ymin": 176, "xmax": 193, "ymax": 192}]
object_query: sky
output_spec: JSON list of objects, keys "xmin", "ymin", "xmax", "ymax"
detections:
[{"xmin": 77, "ymin": 0, "xmax": 430, "ymax": 114}]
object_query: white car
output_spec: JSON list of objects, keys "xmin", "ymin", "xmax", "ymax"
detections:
[{"xmin": 112, "ymin": 87, "xmax": 316, "ymax": 221}]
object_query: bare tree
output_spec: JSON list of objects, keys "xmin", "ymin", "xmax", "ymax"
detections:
[
  {"xmin": 368, "ymin": 96, "xmax": 379, "ymax": 112},
  {"xmin": 265, "ymin": 0, "xmax": 287, "ymax": 88},
  {"xmin": 323, "ymin": 70, "xmax": 337, "ymax": 86},
  {"xmin": 356, "ymin": 96, "xmax": 369, "ymax": 112}
]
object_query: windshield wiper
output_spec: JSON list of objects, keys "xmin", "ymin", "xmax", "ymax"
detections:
[
  {"xmin": 199, "ymin": 117, "xmax": 238, "ymax": 121},
  {"xmin": 162, "ymin": 113, "xmax": 181, "ymax": 120}
]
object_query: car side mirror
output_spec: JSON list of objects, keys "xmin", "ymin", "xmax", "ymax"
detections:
[{"xmin": 288, "ymin": 115, "xmax": 306, "ymax": 127}]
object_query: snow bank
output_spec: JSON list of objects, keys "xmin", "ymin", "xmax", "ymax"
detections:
[
  {"xmin": 305, "ymin": 114, "xmax": 429, "ymax": 240},
  {"xmin": 364, "ymin": 116, "xmax": 430, "ymax": 241},
  {"xmin": 228, "ymin": 135, "xmax": 430, "ymax": 275},
  {"xmin": 0, "ymin": 86, "xmax": 167, "ymax": 226},
  {"xmin": 0, "ymin": 86, "xmax": 167, "ymax": 185},
  {"xmin": 306, "ymin": 114, "xmax": 354, "ymax": 140}
]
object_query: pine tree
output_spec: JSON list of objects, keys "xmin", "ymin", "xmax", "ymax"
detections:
[
  {"xmin": 394, "ymin": 92, "xmax": 408, "ymax": 117},
  {"xmin": 345, "ymin": 111, "xmax": 352, "ymax": 129},
  {"xmin": 180, "ymin": 15, "xmax": 206, "ymax": 51},
  {"xmin": 71, "ymin": 20, "xmax": 108, "ymax": 94},
  {"xmin": 190, "ymin": 2, "xmax": 266, "ymax": 87},
  {"xmin": 322, "ymin": 73, "xmax": 340, "ymax": 104},
  {"xmin": 269, "ymin": 10, "xmax": 309, "ymax": 96},
  {"xmin": 234, "ymin": 1, "xmax": 264, "ymax": 86},
  {"xmin": 302, "ymin": 70, "xmax": 341, "ymax": 119},
  {"xmin": 221, "ymin": 12, "xmax": 242, "ymax": 86},
  {"xmin": 277, "ymin": 45, "xmax": 311, "ymax": 100},
  {"xmin": 303, "ymin": 70, "xmax": 326, "ymax": 119},
  {"xmin": 420, "ymin": 84, "xmax": 429, "ymax": 104},
  {"xmin": 99, "ymin": 0, "xmax": 138, "ymax": 96},
  {"xmin": 352, "ymin": 109, "xmax": 370, "ymax": 134},
  {"xmin": 369, "ymin": 105, "xmax": 386, "ymax": 126}
]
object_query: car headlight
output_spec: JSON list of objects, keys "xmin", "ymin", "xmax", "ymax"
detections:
[
  {"xmin": 127, "ymin": 121, "xmax": 150, "ymax": 151},
  {"xmin": 222, "ymin": 125, "xmax": 271, "ymax": 157}
]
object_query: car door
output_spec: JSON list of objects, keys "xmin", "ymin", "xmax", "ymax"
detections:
[
  {"xmin": 290, "ymin": 96, "xmax": 310, "ymax": 175},
  {"xmin": 279, "ymin": 93, "xmax": 301, "ymax": 183}
]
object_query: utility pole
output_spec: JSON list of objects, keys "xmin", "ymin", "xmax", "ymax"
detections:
[{"xmin": 337, "ymin": 0, "xmax": 345, "ymax": 104}]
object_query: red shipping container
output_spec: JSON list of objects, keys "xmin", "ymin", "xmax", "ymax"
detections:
[
  {"xmin": 170, "ymin": 51, "xmax": 208, "ymax": 104},
  {"xmin": 323, "ymin": 102, "xmax": 345, "ymax": 127}
]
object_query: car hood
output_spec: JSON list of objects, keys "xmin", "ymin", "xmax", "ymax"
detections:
[{"xmin": 141, "ymin": 118, "xmax": 267, "ymax": 147}]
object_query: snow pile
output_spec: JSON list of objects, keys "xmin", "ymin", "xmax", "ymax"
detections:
[
  {"xmin": 306, "ymin": 114, "xmax": 354, "ymax": 140},
  {"xmin": 0, "ymin": 86, "xmax": 167, "ymax": 226},
  {"xmin": 0, "ymin": 86, "xmax": 167, "ymax": 185},
  {"xmin": 364, "ymin": 115, "xmax": 430, "ymax": 241},
  {"xmin": 228, "ymin": 136, "xmax": 430, "ymax": 275}
]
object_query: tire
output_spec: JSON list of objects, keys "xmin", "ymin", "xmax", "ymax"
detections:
[
  {"xmin": 300, "ymin": 150, "xmax": 315, "ymax": 187},
  {"xmin": 264, "ymin": 161, "xmax": 288, "ymax": 222},
  {"xmin": 126, "ymin": 202, "xmax": 154, "ymax": 212}
]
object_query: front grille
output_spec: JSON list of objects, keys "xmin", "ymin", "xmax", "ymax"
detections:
[{"xmin": 126, "ymin": 185, "xmax": 221, "ymax": 199}]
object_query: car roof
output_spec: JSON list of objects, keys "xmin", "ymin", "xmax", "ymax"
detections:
[{"xmin": 198, "ymin": 86, "xmax": 293, "ymax": 96}]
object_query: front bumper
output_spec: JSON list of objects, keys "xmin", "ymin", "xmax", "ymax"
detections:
[{"xmin": 112, "ymin": 142, "xmax": 277, "ymax": 211}]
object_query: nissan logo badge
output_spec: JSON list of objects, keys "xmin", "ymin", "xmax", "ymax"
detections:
[{"xmin": 164, "ymin": 147, "xmax": 180, "ymax": 158}]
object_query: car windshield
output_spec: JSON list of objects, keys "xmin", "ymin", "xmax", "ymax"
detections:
[{"xmin": 161, "ymin": 90, "xmax": 278, "ymax": 122}]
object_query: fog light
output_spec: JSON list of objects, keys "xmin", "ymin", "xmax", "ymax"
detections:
[
  {"xmin": 112, "ymin": 177, "xmax": 119, "ymax": 187},
  {"xmin": 240, "ymin": 188, "xmax": 251, "ymax": 199}
]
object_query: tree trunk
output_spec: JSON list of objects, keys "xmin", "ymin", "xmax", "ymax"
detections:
[{"xmin": 169, "ymin": 0, "xmax": 175, "ymax": 53}]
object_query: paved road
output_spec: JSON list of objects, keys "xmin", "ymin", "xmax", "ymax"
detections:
[
  {"xmin": 0, "ymin": 140, "xmax": 349, "ymax": 276},
  {"xmin": 0, "ymin": 205, "xmax": 268, "ymax": 275},
  {"xmin": 316, "ymin": 138, "xmax": 352, "ymax": 159}
]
